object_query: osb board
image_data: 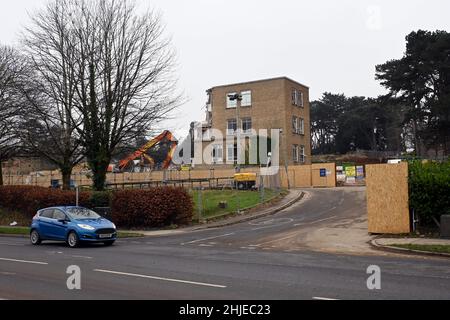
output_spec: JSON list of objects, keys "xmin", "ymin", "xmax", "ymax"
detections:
[
  {"xmin": 291, "ymin": 166, "xmax": 312, "ymax": 188},
  {"xmin": 366, "ymin": 163, "xmax": 410, "ymax": 234},
  {"xmin": 311, "ymin": 163, "xmax": 336, "ymax": 188},
  {"xmin": 4, "ymin": 163, "xmax": 338, "ymax": 189}
]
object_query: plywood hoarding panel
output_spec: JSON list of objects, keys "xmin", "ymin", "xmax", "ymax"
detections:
[{"xmin": 366, "ymin": 163, "xmax": 410, "ymax": 234}]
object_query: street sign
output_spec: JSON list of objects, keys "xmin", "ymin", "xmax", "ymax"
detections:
[{"xmin": 320, "ymin": 169, "xmax": 327, "ymax": 177}]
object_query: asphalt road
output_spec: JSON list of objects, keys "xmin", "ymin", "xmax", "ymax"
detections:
[{"xmin": 1, "ymin": 188, "xmax": 450, "ymax": 300}]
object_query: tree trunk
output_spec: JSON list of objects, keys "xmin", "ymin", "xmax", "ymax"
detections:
[
  {"xmin": 92, "ymin": 164, "xmax": 108, "ymax": 191},
  {"xmin": 0, "ymin": 162, "xmax": 3, "ymax": 186},
  {"xmin": 90, "ymin": 155, "xmax": 111, "ymax": 191},
  {"xmin": 61, "ymin": 167, "xmax": 73, "ymax": 190},
  {"xmin": 412, "ymin": 119, "xmax": 421, "ymax": 156}
]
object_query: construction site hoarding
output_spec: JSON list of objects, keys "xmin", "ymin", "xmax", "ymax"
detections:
[{"xmin": 366, "ymin": 162, "xmax": 410, "ymax": 234}]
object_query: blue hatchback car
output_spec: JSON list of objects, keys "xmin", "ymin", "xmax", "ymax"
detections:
[{"xmin": 30, "ymin": 207, "xmax": 117, "ymax": 248}]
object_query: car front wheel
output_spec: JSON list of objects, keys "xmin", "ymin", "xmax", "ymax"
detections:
[
  {"xmin": 30, "ymin": 230, "xmax": 42, "ymax": 245},
  {"xmin": 67, "ymin": 231, "xmax": 80, "ymax": 248}
]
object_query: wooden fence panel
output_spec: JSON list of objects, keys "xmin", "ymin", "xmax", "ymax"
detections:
[{"xmin": 366, "ymin": 163, "xmax": 410, "ymax": 234}]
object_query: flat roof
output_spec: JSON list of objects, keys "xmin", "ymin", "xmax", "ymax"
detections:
[{"xmin": 209, "ymin": 76, "xmax": 309, "ymax": 91}]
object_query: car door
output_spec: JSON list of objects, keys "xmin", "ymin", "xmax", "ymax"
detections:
[
  {"xmin": 38, "ymin": 209, "xmax": 55, "ymax": 239},
  {"xmin": 50, "ymin": 209, "xmax": 70, "ymax": 240}
]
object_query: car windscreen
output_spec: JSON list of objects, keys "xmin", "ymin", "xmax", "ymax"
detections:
[{"xmin": 66, "ymin": 208, "xmax": 101, "ymax": 220}]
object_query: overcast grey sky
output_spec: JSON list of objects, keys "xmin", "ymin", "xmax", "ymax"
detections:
[{"xmin": 1, "ymin": 0, "xmax": 449, "ymax": 139}]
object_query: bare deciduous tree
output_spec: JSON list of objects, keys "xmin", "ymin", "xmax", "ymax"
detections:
[
  {"xmin": 23, "ymin": 0, "xmax": 181, "ymax": 190},
  {"xmin": 72, "ymin": 0, "xmax": 181, "ymax": 190},
  {"xmin": 0, "ymin": 45, "xmax": 26, "ymax": 186},
  {"xmin": 21, "ymin": 1, "xmax": 86, "ymax": 189}
]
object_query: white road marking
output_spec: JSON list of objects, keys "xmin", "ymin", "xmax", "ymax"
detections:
[
  {"xmin": 256, "ymin": 233, "xmax": 300, "ymax": 247},
  {"xmin": 181, "ymin": 233, "xmax": 235, "ymax": 245},
  {"xmin": 0, "ymin": 242, "xmax": 25, "ymax": 247},
  {"xmin": 250, "ymin": 218, "xmax": 294, "ymax": 231},
  {"xmin": 71, "ymin": 255, "xmax": 93, "ymax": 260},
  {"xmin": 199, "ymin": 244, "xmax": 213, "ymax": 247},
  {"xmin": 0, "ymin": 257, "xmax": 48, "ymax": 265},
  {"xmin": 313, "ymin": 297, "xmax": 339, "ymax": 301},
  {"xmin": 294, "ymin": 216, "xmax": 337, "ymax": 227},
  {"xmin": 94, "ymin": 269, "xmax": 227, "ymax": 288}
]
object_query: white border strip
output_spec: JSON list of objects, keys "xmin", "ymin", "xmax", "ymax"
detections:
[
  {"xmin": 0, "ymin": 257, "xmax": 48, "ymax": 265},
  {"xmin": 94, "ymin": 269, "xmax": 227, "ymax": 288}
]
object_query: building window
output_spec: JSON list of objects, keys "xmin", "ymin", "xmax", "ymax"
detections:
[
  {"xmin": 212, "ymin": 144, "xmax": 223, "ymax": 163},
  {"xmin": 292, "ymin": 116, "xmax": 298, "ymax": 134},
  {"xmin": 242, "ymin": 118, "xmax": 252, "ymax": 134},
  {"xmin": 291, "ymin": 89, "xmax": 304, "ymax": 107},
  {"xmin": 292, "ymin": 145, "xmax": 299, "ymax": 163},
  {"xmin": 227, "ymin": 144, "xmax": 237, "ymax": 162},
  {"xmin": 299, "ymin": 118, "xmax": 305, "ymax": 135},
  {"xmin": 227, "ymin": 92, "xmax": 237, "ymax": 108},
  {"xmin": 299, "ymin": 92, "xmax": 304, "ymax": 107},
  {"xmin": 241, "ymin": 91, "xmax": 252, "ymax": 107},
  {"xmin": 299, "ymin": 145, "xmax": 306, "ymax": 163},
  {"xmin": 227, "ymin": 119, "xmax": 237, "ymax": 135}
]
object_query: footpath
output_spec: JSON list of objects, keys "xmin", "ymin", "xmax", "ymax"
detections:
[{"xmin": 371, "ymin": 237, "xmax": 450, "ymax": 258}]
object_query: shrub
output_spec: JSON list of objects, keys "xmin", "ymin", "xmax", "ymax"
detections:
[
  {"xmin": 409, "ymin": 161, "xmax": 450, "ymax": 226},
  {"xmin": 89, "ymin": 191, "xmax": 112, "ymax": 208},
  {"xmin": 0, "ymin": 186, "xmax": 91, "ymax": 218},
  {"xmin": 110, "ymin": 187, "xmax": 194, "ymax": 229},
  {"xmin": 0, "ymin": 186, "xmax": 194, "ymax": 229}
]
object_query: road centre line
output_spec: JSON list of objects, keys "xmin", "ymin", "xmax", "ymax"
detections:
[
  {"xmin": 0, "ymin": 257, "xmax": 48, "ymax": 265},
  {"xmin": 94, "ymin": 269, "xmax": 227, "ymax": 289},
  {"xmin": 313, "ymin": 297, "xmax": 339, "ymax": 301},
  {"xmin": 182, "ymin": 233, "xmax": 235, "ymax": 245}
]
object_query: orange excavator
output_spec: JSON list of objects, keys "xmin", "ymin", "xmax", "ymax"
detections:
[{"xmin": 118, "ymin": 131, "xmax": 178, "ymax": 172}]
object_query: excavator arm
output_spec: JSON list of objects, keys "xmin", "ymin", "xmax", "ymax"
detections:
[{"xmin": 118, "ymin": 131, "xmax": 178, "ymax": 171}]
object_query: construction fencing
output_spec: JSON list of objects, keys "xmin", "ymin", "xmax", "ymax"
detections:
[{"xmin": 2, "ymin": 163, "xmax": 337, "ymax": 189}]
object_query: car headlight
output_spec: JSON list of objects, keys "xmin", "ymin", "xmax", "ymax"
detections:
[
  {"xmin": 112, "ymin": 223, "xmax": 116, "ymax": 230},
  {"xmin": 77, "ymin": 224, "xmax": 95, "ymax": 231}
]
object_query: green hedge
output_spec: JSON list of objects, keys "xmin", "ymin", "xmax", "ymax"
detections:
[
  {"xmin": 409, "ymin": 161, "xmax": 450, "ymax": 226},
  {"xmin": 111, "ymin": 187, "xmax": 194, "ymax": 229},
  {"xmin": 0, "ymin": 186, "xmax": 193, "ymax": 229}
]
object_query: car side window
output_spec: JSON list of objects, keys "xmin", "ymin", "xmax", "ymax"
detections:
[
  {"xmin": 53, "ymin": 210, "xmax": 67, "ymax": 221},
  {"xmin": 40, "ymin": 209, "xmax": 54, "ymax": 219}
]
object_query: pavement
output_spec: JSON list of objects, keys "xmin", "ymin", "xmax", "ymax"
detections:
[
  {"xmin": 1, "ymin": 187, "xmax": 450, "ymax": 300},
  {"xmin": 372, "ymin": 237, "xmax": 450, "ymax": 257}
]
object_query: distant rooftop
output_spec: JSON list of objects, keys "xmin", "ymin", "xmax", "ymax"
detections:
[{"xmin": 209, "ymin": 76, "xmax": 309, "ymax": 91}]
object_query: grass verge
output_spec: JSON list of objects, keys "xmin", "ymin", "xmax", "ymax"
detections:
[
  {"xmin": 0, "ymin": 226, "xmax": 144, "ymax": 238},
  {"xmin": 390, "ymin": 244, "xmax": 450, "ymax": 254},
  {"xmin": 192, "ymin": 189, "xmax": 286, "ymax": 220}
]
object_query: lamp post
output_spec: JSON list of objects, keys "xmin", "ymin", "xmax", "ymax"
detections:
[
  {"xmin": 228, "ymin": 93, "xmax": 243, "ymax": 173},
  {"xmin": 279, "ymin": 129, "xmax": 291, "ymax": 190}
]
